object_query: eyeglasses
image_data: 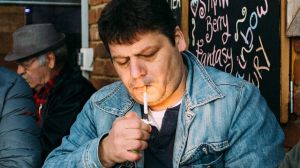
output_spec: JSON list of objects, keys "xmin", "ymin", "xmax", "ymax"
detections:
[
  {"xmin": 16, "ymin": 57, "xmax": 38, "ymax": 70},
  {"xmin": 16, "ymin": 53, "xmax": 48, "ymax": 71}
]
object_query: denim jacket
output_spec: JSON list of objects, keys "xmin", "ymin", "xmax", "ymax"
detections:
[
  {"xmin": 44, "ymin": 51, "xmax": 284, "ymax": 168},
  {"xmin": 0, "ymin": 67, "xmax": 41, "ymax": 167}
]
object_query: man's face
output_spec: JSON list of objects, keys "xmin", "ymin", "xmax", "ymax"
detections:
[
  {"xmin": 109, "ymin": 28, "xmax": 187, "ymax": 110},
  {"xmin": 16, "ymin": 55, "xmax": 51, "ymax": 91}
]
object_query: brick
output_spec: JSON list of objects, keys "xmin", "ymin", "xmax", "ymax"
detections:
[
  {"xmin": 0, "ymin": 14, "xmax": 25, "ymax": 32},
  {"xmin": 89, "ymin": 0, "xmax": 114, "ymax": 90},
  {"xmin": 0, "ymin": 6, "xmax": 24, "ymax": 14},
  {"xmin": 294, "ymin": 38, "xmax": 300, "ymax": 53},
  {"xmin": 294, "ymin": 58, "xmax": 300, "ymax": 85},
  {"xmin": 90, "ymin": 42, "xmax": 98, "ymax": 51},
  {"xmin": 93, "ymin": 43, "xmax": 110, "ymax": 58},
  {"xmin": 294, "ymin": 89, "xmax": 300, "ymax": 116},
  {"xmin": 102, "ymin": 0, "xmax": 112, "ymax": 3},
  {"xmin": 92, "ymin": 58, "xmax": 118, "ymax": 77},
  {"xmin": 90, "ymin": 25, "xmax": 100, "ymax": 41},
  {"xmin": 0, "ymin": 33, "xmax": 13, "ymax": 54},
  {"xmin": 0, "ymin": 6, "xmax": 24, "ymax": 70},
  {"xmin": 89, "ymin": 0, "xmax": 103, "ymax": 6},
  {"xmin": 89, "ymin": 7, "xmax": 102, "ymax": 24},
  {"xmin": 90, "ymin": 76, "xmax": 118, "ymax": 89},
  {"xmin": 0, "ymin": 53, "xmax": 17, "ymax": 70}
]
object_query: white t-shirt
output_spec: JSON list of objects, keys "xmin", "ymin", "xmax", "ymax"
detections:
[{"xmin": 148, "ymin": 100, "xmax": 182, "ymax": 130}]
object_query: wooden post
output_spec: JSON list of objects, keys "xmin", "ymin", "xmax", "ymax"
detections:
[
  {"xmin": 281, "ymin": 0, "xmax": 291, "ymax": 123},
  {"xmin": 181, "ymin": 0, "xmax": 189, "ymax": 48}
]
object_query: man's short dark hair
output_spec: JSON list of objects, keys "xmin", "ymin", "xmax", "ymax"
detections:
[{"xmin": 98, "ymin": 0, "xmax": 178, "ymax": 54}]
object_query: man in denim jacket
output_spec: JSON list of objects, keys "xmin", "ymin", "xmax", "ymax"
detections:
[{"xmin": 44, "ymin": 0, "xmax": 284, "ymax": 167}]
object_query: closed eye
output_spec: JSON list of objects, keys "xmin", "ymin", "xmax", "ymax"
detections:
[
  {"xmin": 113, "ymin": 57, "xmax": 130, "ymax": 66},
  {"xmin": 138, "ymin": 49, "xmax": 159, "ymax": 60}
]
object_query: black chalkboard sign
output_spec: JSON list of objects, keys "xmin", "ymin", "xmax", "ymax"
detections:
[
  {"xmin": 188, "ymin": 0, "xmax": 280, "ymax": 119},
  {"xmin": 167, "ymin": 0, "xmax": 182, "ymax": 26}
]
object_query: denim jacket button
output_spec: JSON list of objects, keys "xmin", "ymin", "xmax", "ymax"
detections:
[
  {"xmin": 186, "ymin": 113, "xmax": 192, "ymax": 119},
  {"xmin": 207, "ymin": 165, "xmax": 212, "ymax": 168},
  {"xmin": 202, "ymin": 147, "xmax": 208, "ymax": 154}
]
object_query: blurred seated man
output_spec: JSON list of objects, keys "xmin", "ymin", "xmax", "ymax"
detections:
[
  {"xmin": 0, "ymin": 66, "xmax": 41, "ymax": 167},
  {"xmin": 279, "ymin": 139, "xmax": 300, "ymax": 168},
  {"xmin": 5, "ymin": 23, "xmax": 96, "ymax": 161}
]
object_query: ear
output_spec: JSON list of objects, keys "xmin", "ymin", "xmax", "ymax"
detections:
[
  {"xmin": 46, "ymin": 52, "xmax": 56, "ymax": 69},
  {"xmin": 174, "ymin": 26, "xmax": 187, "ymax": 52}
]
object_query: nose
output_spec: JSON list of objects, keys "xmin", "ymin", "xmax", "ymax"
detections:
[
  {"xmin": 17, "ymin": 65, "xmax": 25, "ymax": 75},
  {"xmin": 130, "ymin": 59, "xmax": 146, "ymax": 79}
]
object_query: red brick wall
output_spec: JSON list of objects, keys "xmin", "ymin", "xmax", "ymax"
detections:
[
  {"xmin": 89, "ymin": 0, "xmax": 119, "ymax": 89},
  {"xmin": 294, "ymin": 38, "xmax": 300, "ymax": 115},
  {"xmin": 0, "ymin": 6, "xmax": 25, "ymax": 71}
]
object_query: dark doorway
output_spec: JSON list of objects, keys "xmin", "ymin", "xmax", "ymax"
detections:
[
  {"xmin": 25, "ymin": 5, "xmax": 81, "ymax": 67},
  {"xmin": 0, "ymin": 2, "xmax": 81, "ymax": 70}
]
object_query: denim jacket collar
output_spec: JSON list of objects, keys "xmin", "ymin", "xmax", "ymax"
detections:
[
  {"xmin": 182, "ymin": 51, "xmax": 224, "ymax": 109},
  {"xmin": 94, "ymin": 51, "xmax": 224, "ymax": 117}
]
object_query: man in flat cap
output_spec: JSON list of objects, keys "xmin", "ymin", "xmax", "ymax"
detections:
[{"xmin": 5, "ymin": 23, "xmax": 96, "ymax": 161}]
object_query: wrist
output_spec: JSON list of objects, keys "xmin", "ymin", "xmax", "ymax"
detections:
[{"xmin": 98, "ymin": 136, "xmax": 115, "ymax": 167}]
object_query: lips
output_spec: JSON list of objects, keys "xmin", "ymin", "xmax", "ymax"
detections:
[
  {"xmin": 133, "ymin": 85, "xmax": 146, "ymax": 89},
  {"xmin": 132, "ymin": 84, "xmax": 151, "ymax": 95},
  {"xmin": 130, "ymin": 78, "xmax": 151, "ymax": 88},
  {"xmin": 133, "ymin": 85, "xmax": 146, "ymax": 92},
  {"xmin": 131, "ymin": 82, "xmax": 149, "ymax": 89}
]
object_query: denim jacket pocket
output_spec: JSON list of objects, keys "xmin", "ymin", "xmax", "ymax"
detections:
[{"xmin": 180, "ymin": 140, "xmax": 229, "ymax": 168}]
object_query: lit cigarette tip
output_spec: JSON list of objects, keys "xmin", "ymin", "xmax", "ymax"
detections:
[{"xmin": 143, "ymin": 86, "xmax": 148, "ymax": 114}]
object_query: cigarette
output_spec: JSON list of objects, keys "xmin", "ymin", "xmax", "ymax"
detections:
[
  {"xmin": 143, "ymin": 86, "xmax": 148, "ymax": 115},
  {"xmin": 142, "ymin": 86, "xmax": 152, "ymax": 125}
]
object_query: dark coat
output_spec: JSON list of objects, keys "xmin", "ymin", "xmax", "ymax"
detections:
[
  {"xmin": 40, "ymin": 65, "xmax": 96, "ymax": 161},
  {"xmin": 0, "ymin": 67, "xmax": 41, "ymax": 167},
  {"xmin": 279, "ymin": 139, "xmax": 300, "ymax": 168}
]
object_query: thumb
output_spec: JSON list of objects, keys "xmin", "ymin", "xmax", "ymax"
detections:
[{"xmin": 125, "ymin": 111, "xmax": 138, "ymax": 119}]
